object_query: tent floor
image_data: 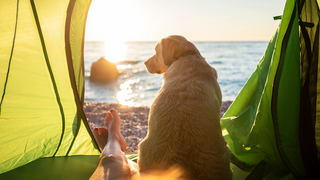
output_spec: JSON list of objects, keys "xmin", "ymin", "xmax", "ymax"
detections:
[
  {"xmin": 0, "ymin": 155, "xmax": 250, "ymax": 180},
  {"xmin": 0, "ymin": 155, "xmax": 100, "ymax": 180}
]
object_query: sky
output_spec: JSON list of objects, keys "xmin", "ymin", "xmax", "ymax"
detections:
[{"xmin": 85, "ymin": 0, "xmax": 287, "ymax": 42}]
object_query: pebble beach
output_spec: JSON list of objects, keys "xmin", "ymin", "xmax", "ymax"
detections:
[{"xmin": 84, "ymin": 101, "xmax": 233, "ymax": 154}]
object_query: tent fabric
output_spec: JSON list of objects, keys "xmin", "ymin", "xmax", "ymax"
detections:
[
  {"xmin": 0, "ymin": 0, "xmax": 100, "ymax": 175},
  {"xmin": 0, "ymin": 155, "xmax": 100, "ymax": 180},
  {"xmin": 221, "ymin": 0, "xmax": 320, "ymax": 179},
  {"xmin": 0, "ymin": 154, "xmax": 138, "ymax": 180},
  {"xmin": 298, "ymin": 0, "xmax": 320, "ymax": 178},
  {"xmin": 0, "ymin": 154, "xmax": 252, "ymax": 180}
]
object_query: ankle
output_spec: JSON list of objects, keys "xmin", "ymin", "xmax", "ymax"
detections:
[{"xmin": 108, "ymin": 132, "xmax": 120, "ymax": 141}]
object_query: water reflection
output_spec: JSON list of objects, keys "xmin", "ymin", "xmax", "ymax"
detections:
[
  {"xmin": 117, "ymin": 64, "xmax": 132, "ymax": 70},
  {"xmin": 117, "ymin": 79, "xmax": 141, "ymax": 107}
]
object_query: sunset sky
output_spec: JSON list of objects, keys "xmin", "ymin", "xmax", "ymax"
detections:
[{"xmin": 85, "ymin": 0, "xmax": 287, "ymax": 42}]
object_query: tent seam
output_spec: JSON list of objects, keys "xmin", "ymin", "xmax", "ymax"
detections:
[
  {"xmin": 64, "ymin": 0, "xmax": 100, "ymax": 155},
  {"xmin": 271, "ymin": 1, "xmax": 303, "ymax": 179},
  {"xmin": 0, "ymin": 0, "xmax": 19, "ymax": 114},
  {"xmin": 64, "ymin": 0, "xmax": 80, "ymax": 156},
  {"xmin": 78, "ymin": 0, "xmax": 100, "ymax": 153},
  {"xmin": 30, "ymin": 0, "xmax": 66, "ymax": 157}
]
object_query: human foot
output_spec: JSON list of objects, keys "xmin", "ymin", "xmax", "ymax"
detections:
[
  {"xmin": 105, "ymin": 109, "xmax": 127, "ymax": 152},
  {"xmin": 93, "ymin": 127, "xmax": 108, "ymax": 151}
]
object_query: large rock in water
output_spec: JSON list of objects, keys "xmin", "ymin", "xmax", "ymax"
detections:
[{"xmin": 89, "ymin": 57, "xmax": 120, "ymax": 83}]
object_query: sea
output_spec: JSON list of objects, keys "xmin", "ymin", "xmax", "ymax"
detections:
[{"xmin": 84, "ymin": 41, "xmax": 269, "ymax": 107}]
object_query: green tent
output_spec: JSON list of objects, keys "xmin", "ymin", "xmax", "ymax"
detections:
[
  {"xmin": 221, "ymin": 0, "xmax": 320, "ymax": 179},
  {"xmin": 0, "ymin": 0, "xmax": 101, "ymax": 179},
  {"xmin": 1, "ymin": 0, "xmax": 319, "ymax": 179}
]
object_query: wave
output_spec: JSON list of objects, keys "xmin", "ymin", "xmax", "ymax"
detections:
[{"xmin": 115, "ymin": 60, "xmax": 141, "ymax": 65}]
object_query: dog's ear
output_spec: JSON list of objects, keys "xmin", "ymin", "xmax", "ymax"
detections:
[{"xmin": 160, "ymin": 37, "xmax": 179, "ymax": 66}]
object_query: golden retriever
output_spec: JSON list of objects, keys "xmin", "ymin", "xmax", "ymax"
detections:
[{"xmin": 138, "ymin": 35, "xmax": 232, "ymax": 179}]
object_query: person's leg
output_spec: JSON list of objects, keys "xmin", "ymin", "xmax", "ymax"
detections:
[{"xmin": 90, "ymin": 109, "xmax": 131, "ymax": 180}]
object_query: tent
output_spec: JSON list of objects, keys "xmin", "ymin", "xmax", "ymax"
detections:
[
  {"xmin": 0, "ymin": 0, "xmax": 101, "ymax": 179},
  {"xmin": 221, "ymin": 0, "xmax": 320, "ymax": 179},
  {"xmin": 0, "ymin": 0, "xmax": 319, "ymax": 179}
]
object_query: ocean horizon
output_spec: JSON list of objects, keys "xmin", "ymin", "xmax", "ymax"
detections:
[{"xmin": 84, "ymin": 41, "xmax": 269, "ymax": 107}]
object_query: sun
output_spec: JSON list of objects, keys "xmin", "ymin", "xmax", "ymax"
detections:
[
  {"xmin": 104, "ymin": 38, "xmax": 127, "ymax": 63},
  {"xmin": 86, "ymin": 0, "xmax": 145, "ymax": 63}
]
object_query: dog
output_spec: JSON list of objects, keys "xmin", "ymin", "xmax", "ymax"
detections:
[{"xmin": 138, "ymin": 35, "xmax": 232, "ymax": 179}]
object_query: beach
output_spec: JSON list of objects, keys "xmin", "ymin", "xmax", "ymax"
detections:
[{"xmin": 84, "ymin": 101, "xmax": 233, "ymax": 154}]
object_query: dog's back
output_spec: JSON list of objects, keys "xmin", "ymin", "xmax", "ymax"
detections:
[{"xmin": 139, "ymin": 54, "xmax": 232, "ymax": 180}]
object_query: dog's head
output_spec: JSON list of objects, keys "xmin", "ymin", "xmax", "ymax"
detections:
[{"xmin": 144, "ymin": 35, "xmax": 200, "ymax": 74}]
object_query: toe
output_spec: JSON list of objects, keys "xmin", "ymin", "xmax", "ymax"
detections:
[
  {"xmin": 110, "ymin": 109, "xmax": 120, "ymax": 119},
  {"xmin": 93, "ymin": 128, "xmax": 99, "ymax": 137},
  {"xmin": 105, "ymin": 112, "xmax": 112, "ymax": 126},
  {"xmin": 99, "ymin": 127, "xmax": 108, "ymax": 137},
  {"xmin": 106, "ymin": 112, "xmax": 113, "ymax": 120}
]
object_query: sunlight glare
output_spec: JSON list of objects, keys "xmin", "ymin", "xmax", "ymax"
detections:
[
  {"xmin": 117, "ymin": 79, "xmax": 141, "ymax": 107},
  {"xmin": 222, "ymin": 129, "xmax": 228, "ymax": 136},
  {"xmin": 116, "ymin": 64, "xmax": 131, "ymax": 70},
  {"xmin": 104, "ymin": 40, "xmax": 127, "ymax": 63},
  {"xmin": 87, "ymin": 0, "xmax": 145, "ymax": 62}
]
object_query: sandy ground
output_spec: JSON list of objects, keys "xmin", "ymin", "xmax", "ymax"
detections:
[{"xmin": 84, "ymin": 101, "xmax": 233, "ymax": 153}]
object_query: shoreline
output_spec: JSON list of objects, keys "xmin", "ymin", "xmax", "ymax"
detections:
[{"xmin": 84, "ymin": 101, "xmax": 233, "ymax": 153}]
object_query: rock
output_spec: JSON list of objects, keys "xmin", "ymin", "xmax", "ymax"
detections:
[
  {"xmin": 121, "ymin": 131, "xmax": 127, "ymax": 136},
  {"xmin": 127, "ymin": 129, "xmax": 132, "ymax": 135},
  {"xmin": 125, "ymin": 148, "xmax": 132, "ymax": 153},
  {"xmin": 89, "ymin": 57, "xmax": 120, "ymax": 83},
  {"xmin": 142, "ymin": 130, "xmax": 147, "ymax": 135}
]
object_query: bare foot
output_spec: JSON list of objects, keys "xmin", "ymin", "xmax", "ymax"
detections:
[
  {"xmin": 93, "ymin": 127, "xmax": 108, "ymax": 151},
  {"xmin": 105, "ymin": 109, "xmax": 127, "ymax": 152}
]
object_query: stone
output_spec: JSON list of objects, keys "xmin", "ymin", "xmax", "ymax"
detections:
[
  {"xmin": 126, "ymin": 149, "xmax": 132, "ymax": 153},
  {"xmin": 89, "ymin": 57, "xmax": 120, "ymax": 83}
]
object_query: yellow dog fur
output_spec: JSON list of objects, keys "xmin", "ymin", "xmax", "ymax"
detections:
[{"xmin": 138, "ymin": 35, "xmax": 232, "ymax": 179}]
